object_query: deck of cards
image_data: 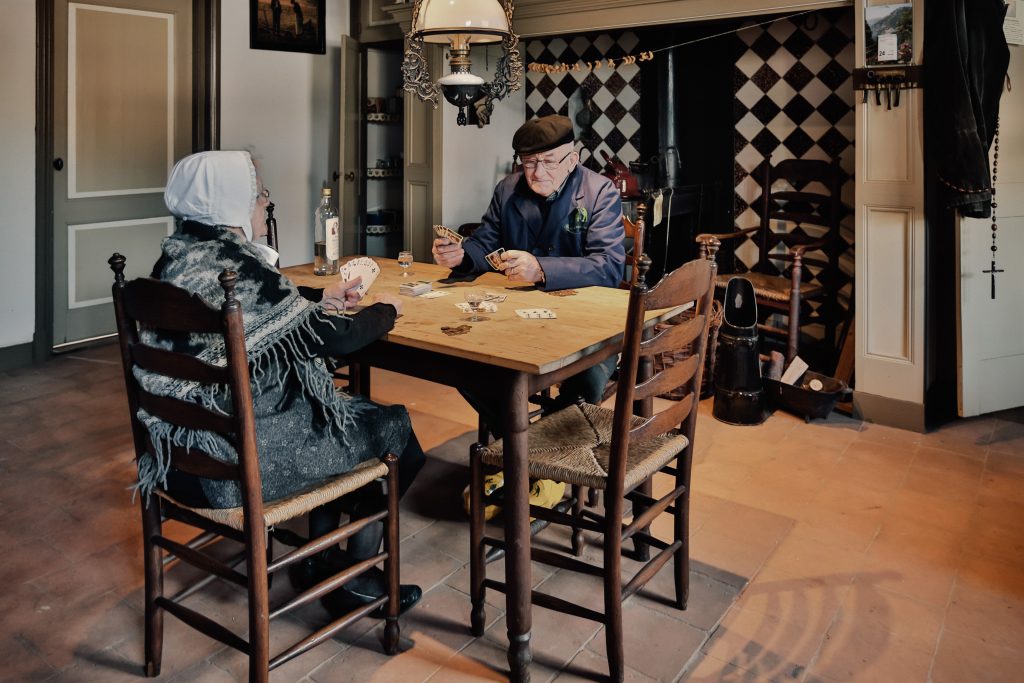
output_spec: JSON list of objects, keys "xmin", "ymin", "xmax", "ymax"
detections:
[
  {"xmin": 515, "ymin": 308, "xmax": 557, "ymax": 319},
  {"xmin": 433, "ymin": 224, "xmax": 463, "ymax": 245},
  {"xmin": 338, "ymin": 257, "xmax": 380, "ymax": 296},
  {"xmin": 485, "ymin": 248, "xmax": 505, "ymax": 270},
  {"xmin": 399, "ymin": 280, "xmax": 432, "ymax": 296}
]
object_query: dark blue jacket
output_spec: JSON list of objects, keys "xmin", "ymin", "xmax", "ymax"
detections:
[{"xmin": 458, "ymin": 165, "xmax": 625, "ymax": 290}]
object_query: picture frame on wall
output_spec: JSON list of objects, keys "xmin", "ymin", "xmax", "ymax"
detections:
[{"xmin": 250, "ymin": 0, "xmax": 326, "ymax": 55}]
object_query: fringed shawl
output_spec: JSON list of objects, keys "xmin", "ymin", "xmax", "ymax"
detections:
[{"xmin": 133, "ymin": 221, "xmax": 365, "ymax": 501}]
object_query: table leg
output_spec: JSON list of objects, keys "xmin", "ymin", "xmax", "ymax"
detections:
[{"xmin": 503, "ymin": 372, "xmax": 532, "ymax": 682}]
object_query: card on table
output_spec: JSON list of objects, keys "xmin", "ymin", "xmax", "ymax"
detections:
[
  {"xmin": 338, "ymin": 257, "xmax": 380, "ymax": 296},
  {"xmin": 485, "ymin": 248, "xmax": 506, "ymax": 270},
  {"xmin": 419, "ymin": 290, "xmax": 449, "ymax": 299},
  {"xmin": 515, "ymin": 308, "xmax": 557, "ymax": 319},
  {"xmin": 432, "ymin": 224, "xmax": 464, "ymax": 245}
]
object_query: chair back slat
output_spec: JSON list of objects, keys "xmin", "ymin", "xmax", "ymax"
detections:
[
  {"xmin": 131, "ymin": 343, "xmax": 232, "ymax": 385},
  {"xmin": 643, "ymin": 259, "xmax": 714, "ymax": 310},
  {"xmin": 632, "ymin": 354, "xmax": 700, "ymax": 403},
  {"xmin": 629, "ymin": 394, "xmax": 694, "ymax": 444},
  {"xmin": 144, "ymin": 436, "xmax": 241, "ymax": 480},
  {"xmin": 120, "ymin": 277, "xmax": 224, "ymax": 333},
  {"xmin": 137, "ymin": 390, "xmax": 237, "ymax": 435},
  {"xmin": 639, "ymin": 315, "xmax": 704, "ymax": 358}
]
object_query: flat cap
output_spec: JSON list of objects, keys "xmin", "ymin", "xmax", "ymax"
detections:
[{"xmin": 512, "ymin": 115, "xmax": 575, "ymax": 156}]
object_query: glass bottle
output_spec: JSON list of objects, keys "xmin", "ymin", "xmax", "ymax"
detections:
[{"xmin": 313, "ymin": 187, "xmax": 340, "ymax": 275}]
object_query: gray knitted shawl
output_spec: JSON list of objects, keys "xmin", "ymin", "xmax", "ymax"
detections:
[{"xmin": 134, "ymin": 222, "xmax": 363, "ymax": 500}]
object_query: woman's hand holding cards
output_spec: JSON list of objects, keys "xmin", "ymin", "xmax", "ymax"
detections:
[{"xmin": 322, "ymin": 275, "xmax": 364, "ymax": 309}]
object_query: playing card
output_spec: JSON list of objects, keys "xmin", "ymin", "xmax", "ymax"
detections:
[
  {"xmin": 455, "ymin": 302, "xmax": 498, "ymax": 313},
  {"xmin": 433, "ymin": 224, "xmax": 463, "ymax": 245},
  {"xmin": 338, "ymin": 256, "xmax": 380, "ymax": 295},
  {"xmin": 515, "ymin": 308, "xmax": 557, "ymax": 319},
  {"xmin": 420, "ymin": 290, "xmax": 449, "ymax": 299},
  {"xmin": 485, "ymin": 248, "xmax": 505, "ymax": 270},
  {"xmin": 482, "ymin": 292, "xmax": 508, "ymax": 303}
]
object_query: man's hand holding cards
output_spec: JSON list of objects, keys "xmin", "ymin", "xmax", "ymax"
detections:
[
  {"xmin": 432, "ymin": 224, "xmax": 465, "ymax": 269},
  {"xmin": 499, "ymin": 249, "xmax": 545, "ymax": 283}
]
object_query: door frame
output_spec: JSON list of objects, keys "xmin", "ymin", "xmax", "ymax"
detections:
[{"xmin": 33, "ymin": 0, "xmax": 219, "ymax": 360}]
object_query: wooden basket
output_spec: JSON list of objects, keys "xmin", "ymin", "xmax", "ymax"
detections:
[{"xmin": 653, "ymin": 299, "xmax": 723, "ymax": 401}]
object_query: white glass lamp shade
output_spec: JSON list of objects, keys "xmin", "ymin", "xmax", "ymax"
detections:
[{"xmin": 414, "ymin": 0, "xmax": 509, "ymax": 44}]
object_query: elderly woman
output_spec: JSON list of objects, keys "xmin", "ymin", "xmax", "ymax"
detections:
[{"xmin": 143, "ymin": 150, "xmax": 422, "ymax": 616}]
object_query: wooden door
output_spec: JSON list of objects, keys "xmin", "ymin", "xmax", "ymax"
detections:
[
  {"xmin": 957, "ymin": 48, "xmax": 1024, "ymax": 416},
  {"xmin": 52, "ymin": 0, "xmax": 193, "ymax": 348},
  {"xmin": 339, "ymin": 34, "xmax": 362, "ymax": 257}
]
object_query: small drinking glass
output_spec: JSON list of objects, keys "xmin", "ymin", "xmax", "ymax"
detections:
[
  {"xmin": 398, "ymin": 250, "xmax": 414, "ymax": 277},
  {"xmin": 464, "ymin": 290, "xmax": 485, "ymax": 322}
]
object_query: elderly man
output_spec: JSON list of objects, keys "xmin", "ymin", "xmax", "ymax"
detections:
[{"xmin": 433, "ymin": 114, "xmax": 626, "ymax": 422}]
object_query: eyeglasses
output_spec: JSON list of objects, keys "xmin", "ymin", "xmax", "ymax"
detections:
[{"xmin": 519, "ymin": 149, "xmax": 574, "ymax": 172}]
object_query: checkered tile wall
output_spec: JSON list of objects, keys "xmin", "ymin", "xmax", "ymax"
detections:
[
  {"xmin": 731, "ymin": 9, "xmax": 856, "ymax": 290},
  {"xmin": 524, "ymin": 32, "xmax": 642, "ymax": 172}
]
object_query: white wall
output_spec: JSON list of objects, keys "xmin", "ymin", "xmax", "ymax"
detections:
[
  {"xmin": 220, "ymin": 0, "xmax": 349, "ymax": 267},
  {"xmin": 0, "ymin": 0, "xmax": 37, "ymax": 348},
  {"xmin": 441, "ymin": 45, "xmax": 525, "ymax": 228}
]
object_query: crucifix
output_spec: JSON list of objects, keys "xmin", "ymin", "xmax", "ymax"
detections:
[{"xmin": 983, "ymin": 260, "xmax": 1004, "ymax": 299}]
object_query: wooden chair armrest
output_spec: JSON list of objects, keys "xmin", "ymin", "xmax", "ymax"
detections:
[
  {"xmin": 790, "ymin": 238, "xmax": 828, "ymax": 256},
  {"xmin": 698, "ymin": 226, "xmax": 758, "ymax": 242}
]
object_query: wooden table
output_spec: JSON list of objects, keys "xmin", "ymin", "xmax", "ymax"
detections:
[{"xmin": 283, "ymin": 257, "xmax": 680, "ymax": 682}]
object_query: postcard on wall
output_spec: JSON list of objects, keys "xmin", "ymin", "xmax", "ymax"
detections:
[
  {"xmin": 1006, "ymin": 1, "xmax": 1024, "ymax": 46},
  {"xmin": 864, "ymin": 3, "xmax": 913, "ymax": 65}
]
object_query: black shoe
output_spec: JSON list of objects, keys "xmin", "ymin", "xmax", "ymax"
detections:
[
  {"xmin": 288, "ymin": 556, "xmax": 323, "ymax": 592},
  {"xmin": 321, "ymin": 583, "xmax": 422, "ymax": 619}
]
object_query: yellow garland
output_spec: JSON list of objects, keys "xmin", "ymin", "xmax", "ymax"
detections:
[{"xmin": 527, "ymin": 51, "xmax": 654, "ymax": 74}]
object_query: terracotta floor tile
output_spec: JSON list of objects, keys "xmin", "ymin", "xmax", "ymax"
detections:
[
  {"xmin": 555, "ymin": 646, "xmax": 659, "ymax": 682},
  {"xmin": 700, "ymin": 607, "xmax": 825, "ymax": 682},
  {"xmin": 944, "ymin": 555, "xmax": 1024, "ymax": 650},
  {"xmin": 806, "ymin": 621, "xmax": 933, "ymax": 682},
  {"xmin": 832, "ymin": 584, "xmax": 943, "ymax": 655},
  {"xmin": 733, "ymin": 574, "xmax": 849, "ymax": 633},
  {"xmin": 683, "ymin": 652, "xmax": 773, "ymax": 682},
  {"xmin": 586, "ymin": 601, "xmax": 706, "ymax": 682},
  {"xmin": 931, "ymin": 629, "xmax": 1024, "ymax": 683}
]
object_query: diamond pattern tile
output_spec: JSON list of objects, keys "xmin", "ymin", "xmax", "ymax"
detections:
[
  {"xmin": 751, "ymin": 96, "xmax": 782, "ymax": 125},
  {"xmin": 782, "ymin": 27, "xmax": 813, "ymax": 59},
  {"xmin": 783, "ymin": 94, "xmax": 814, "ymax": 125},
  {"xmin": 816, "ymin": 59, "xmax": 851, "ymax": 92},
  {"xmin": 818, "ymin": 93, "xmax": 850, "ymax": 125},
  {"xmin": 751, "ymin": 63, "xmax": 781, "ymax": 93},
  {"xmin": 750, "ymin": 32, "xmax": 781, "ymax": 61},
  {"xmin": 783, "ymin": 62, "xmax": 815, "ymax": 92},
  {"xmin": 783, "ymin": 128, "xmax": 816, "ymax": 158}
]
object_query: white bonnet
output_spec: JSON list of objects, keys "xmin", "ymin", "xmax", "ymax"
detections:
[{"xmin": 164, "ymin": 151, "xmax": 258, "ymax": 239}]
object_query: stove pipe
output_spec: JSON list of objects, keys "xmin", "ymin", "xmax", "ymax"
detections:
[{"xmin": 655, "ymin": 47, "xmax": 681, "ymax": 189}]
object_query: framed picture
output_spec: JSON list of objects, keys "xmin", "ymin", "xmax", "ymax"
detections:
[{"xmin": 250, "ymin": 0, "xmax": 326, "ymax": 55}]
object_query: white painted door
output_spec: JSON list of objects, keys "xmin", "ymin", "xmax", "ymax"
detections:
[
  {"xmin": 52, "ymin": 0, "xmax": 193, "ymax": 347},
  {"xmin": 957, "ymin": 47, "xmax": 1024, "ymax": 417}
]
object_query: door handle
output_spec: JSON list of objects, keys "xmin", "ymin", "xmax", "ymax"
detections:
[
  {"xmin": 344, "ymin": 171, "xmax": 356, "ymax": 182},
  {"xmin": 53, "ymin": 158, "xmax": 64, "ymax": 171}
]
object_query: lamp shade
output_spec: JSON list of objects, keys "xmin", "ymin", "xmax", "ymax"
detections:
[{"xmin": 414, "ymin": 0, "xmax": 509, "ymax": 44}]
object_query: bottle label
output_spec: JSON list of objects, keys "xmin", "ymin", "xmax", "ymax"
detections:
[{"xmin": 325, "ymin": 217, "xmax": 340, "ymax": 261}]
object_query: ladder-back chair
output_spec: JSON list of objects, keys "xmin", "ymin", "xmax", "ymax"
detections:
[
  {"xmin": 469, "ymin": 254, "xmax": 716, "ymax": 682},
  {"xmin": 109, "ymin": 254, "xmax": 402, "ymax": 682}
]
